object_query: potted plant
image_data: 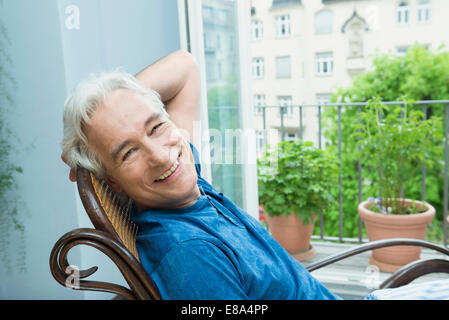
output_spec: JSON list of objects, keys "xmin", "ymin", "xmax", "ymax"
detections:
[
  {"xmin": 354, "ymin": 99, "xmax": 443, "ymax": 272},
  {"xmin": 257, "ymin": 140, "xmax": 338, "ymax": 261}
]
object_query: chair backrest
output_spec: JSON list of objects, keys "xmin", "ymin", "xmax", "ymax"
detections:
[
  {"xmin": 77, "ymin": 168, "xmax": 139, "ymax": 259},
  {"xmin": 76, "ymin": 167, "xmax": 161, "ymax": 299}
]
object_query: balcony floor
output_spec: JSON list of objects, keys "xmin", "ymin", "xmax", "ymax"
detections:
[{"xmin": 300, "ymin": 241, "xmax": 449, "ymax": 300}]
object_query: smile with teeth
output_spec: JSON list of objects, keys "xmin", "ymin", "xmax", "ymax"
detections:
[{"xmin": 155, "ymin": 157, "xmax": 180, "ymax": 182}]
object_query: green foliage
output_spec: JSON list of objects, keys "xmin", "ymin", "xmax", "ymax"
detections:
[
  {"xmin": 322, "ymin": 44, "xmax": 449, "ymax": 240},
  {"xmin": 353, "ymin": 99, "xmax": 443, "ymax": 214},
  {"xmin": 257, "ymin": 140, "xmax": 339, "ymax": 225},
  {"xmin": 333, "ymin": 44, "xmax": 449, "ymax": 102}
]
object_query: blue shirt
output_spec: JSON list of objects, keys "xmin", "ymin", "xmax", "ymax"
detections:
[{"xmin": 131, "ymin": 143, "xmax": 341, "ymax": 300}]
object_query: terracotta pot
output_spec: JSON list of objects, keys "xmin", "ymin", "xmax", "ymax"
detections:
[
  {"xmin": 358, "ymin": 199, "xmax": 435, "ymax": 273},
  {"xmin": 265, "ymin": 212, "xmax": 316, "ymax": 261}
]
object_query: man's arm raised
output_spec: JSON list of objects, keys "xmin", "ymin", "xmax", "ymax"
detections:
[{"xmin": 135, "ymin": 50, "xmax": 201, "ymax": 146}]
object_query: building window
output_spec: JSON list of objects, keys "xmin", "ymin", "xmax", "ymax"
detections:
[
  {"xmin": 217, "ymin": 61, "xmax": 223, "ymax": 80},
  {"xmin": 256, "ymin": 130, "xmax": 266, "ymax": 155},
  {"xmin": 285, "ymin": 132, "xmax": 300, "ymax": 142},
  {"xmin": 216, "ymin": 34, "xmax": 221, "ymax": 49},
  {"xmin": 396, "ymin": 46, "xmax": 409, "ymax": 57},
  {"xmin": 275, "ymin": 15, "xmax": 291, "ymax": 38},
  {"xmin": 316, "ymin": 93, "xmax": 332, "ymax": 105},
  {"xmin": 397, "ymin": 2, "xmax": 409, "ymax": 26},
  {"xmin": 276, "ymin": 56, "xmax": 291, "ymax": 78},
  {"xmin": 316, "ymin": 52, "xmax": 334, "ymax": 76},
  {"xmin": 417, "ymin": 0, "xmax": 430, "ymax": 23},
  {"xmin": 252, "ymin": 57, "xmax": 264, "ymax": 79},
  {"xmin": 254, "ymin": 94, "xmax": 266, "ymax": 116},
  {"xmin": 251, "ymin": 20, "xmax": 263, "ymax": 41},
  {"xmin": 204, "ymin": 31, "xmax": 215, "ymax": 50},
  {"xmin": 277, "ymin": 96, "xmax": 293, "ymax": 117},
  {"xmin": 315, "ymin": 10, "xmax": 333, "ymax": 34}
]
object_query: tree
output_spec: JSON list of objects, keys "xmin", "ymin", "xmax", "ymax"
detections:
[{"xmin": 321, "ymin": 44, "xmax": 449, "ymax": 241}]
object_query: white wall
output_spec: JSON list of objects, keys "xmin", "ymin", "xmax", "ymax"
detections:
[{"xmin": 0, "ymin": 0, "xmax": 181, "ymax": 299}]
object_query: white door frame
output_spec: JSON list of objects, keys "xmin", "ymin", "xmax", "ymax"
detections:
[{"xmin": 177, "ymin": 0, "xmax": 259, "ymax": 220}]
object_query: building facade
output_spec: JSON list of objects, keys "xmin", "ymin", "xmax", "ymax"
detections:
[{"xmin": 250, "ymin": 0, "xmax": 449, "ymax": 154}]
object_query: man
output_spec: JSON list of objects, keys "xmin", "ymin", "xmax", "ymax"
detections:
[{"xmin": 61, "ymin": 50, "xmax": 342, "ymax": 300}]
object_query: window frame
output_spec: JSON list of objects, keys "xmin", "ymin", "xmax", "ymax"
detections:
[
  {"xmin": 251, "ymin": 19, "xmax": 263, "ymax": 41},
  {"xmin": 417, "ymin": 0, "xmax": 431, "ymax": 24},
  {"xmin": 252, "ymin": 57, "xmax": 265, "ymax": 79},
  {"xmin": 254, "ymin": 94, "xmax": 266, "ymax": 116},
  {"xmin": 277, "ymin": 95, "xmax": 293, "ymax": 118},
  {"xmin": 315, "ymin": 52, "xmax": 334, "ymax": 76},
  {"xmin": 275, "ymin": 55, "xmax": 292, "ymax": 79},
  {"xmin": 274, "ymin": 14, "xmax": 291, "ymax": 39},
  {"xmin": 180, "ymin": 0, "xmax": 259, "ymax": 219},
  {"xmin": 255, "ymin": 130, "xmax": 266, "ymax": 155},
  {"xmin": 396, "ymin": 1, "xmax": 410, "ymax": 26},
  {"xmin": 315, "ymin": 9, "xmax": 333, "ymax": 35}
]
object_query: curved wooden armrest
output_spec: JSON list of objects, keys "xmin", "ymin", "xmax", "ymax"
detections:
[
  {"xmin": 380, "ymin": 259, "xmax": 449, "ymax": 289},
  {"xmin": 306, "ymin": 238, "xmax": 449, "ymax": 289},
  {"xmin": 49, "ymin": 228, "xmax": 161, "ymax": 300},
  {"xmin": 306, "ymin": 238, "xmax": 449, "ymax": 272}
]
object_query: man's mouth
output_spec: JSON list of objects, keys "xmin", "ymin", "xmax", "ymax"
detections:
[{"xmin": 154, "ymin": 152, "xmax": 182, "ymax": 182}]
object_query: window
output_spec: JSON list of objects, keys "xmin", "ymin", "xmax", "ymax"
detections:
[
  {"xmin": 316, "ymin": 52, "xmax": 334, "ymax": 76},
  {"xmin": 315, "ymin": 10, "xmax": 333, "ymax": 34},
  {"xmin": 256, "ymin": 130, "xmax": 266, "ymax": 155},
  {"xmin": 204, "ymin": 31, "xmax": 215, "ymax": 50},
  {"xmin": 252, "ymin": 57, "xmax": 264, "ymax": 79},
  {"xmin": 216, "ymin": 34, "xmax": 221, "ymax": 49},
  {"xmin": 276, "ymin": 56, "xmax": 291, "ymax": 78},
  {"xmin": 418, "ymin": 0, "xmax": 430, "ymax": 23},
  {"xmin": 201, "ymin": 0, "xmax": 247, "ymax": 209},
  {"xmin": 217, "ymin": 60, "xmax": 223, "ymax": 80},
  {"xmin": 277, "ymin": 96, "xmax": 293, "ymax": 117},
  {"xmin": 316, "ymin": 93, "xmax": 331, "ymax": 105},
  {"xmin": 254, "ymin": 94, "xmax": 266, "ymax": 116},
  {"xmin": 285, "ymin": 132, "xmax": 299, "ymax": 142},
  {"xmin": 251, "ymin": 20, "xmax": 263, "ymax": 41},
  {"xmin": 275, "ymin": 15, "xmax": 291, "ymax": 38},
  {"xmin": 216, "ymin": 9, "xmax": 227, "ymax": 21},
  {"xmin": 397, "ymin": 2, "xmax": 409, "ymax": 26},
  {"xmin": 396, "ymin": 46, "xmax": 409, "ymax": 57},
  {"xmin": 203, "ymin": 6, "xmax": 213, "ymax": 19}
]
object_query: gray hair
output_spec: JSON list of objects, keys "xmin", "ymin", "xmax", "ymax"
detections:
[{"xmin": 61, "ymin": 69, "xmax": 168, "ymax": 179}]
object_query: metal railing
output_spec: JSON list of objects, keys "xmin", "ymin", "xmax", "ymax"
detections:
[{"xmin": 255, "ymin": 100, "xmax": 449, "ymax": 246}]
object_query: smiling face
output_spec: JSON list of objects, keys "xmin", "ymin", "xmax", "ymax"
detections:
[{"xmin": 84, "ymin": 89, "xmax": 200, "ymax": 211}]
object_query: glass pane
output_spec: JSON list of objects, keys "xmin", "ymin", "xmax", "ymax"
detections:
[
  {"xmin": 202, "ymin": 0, "xmax": 244, "ymax": 207},
  {"xmin": 315, "ymin": 10, "xmax": 333, "ymax": 34},
  {"xmin": 276, "ymin": 56, "xmax": 291, "ymax": 78}
]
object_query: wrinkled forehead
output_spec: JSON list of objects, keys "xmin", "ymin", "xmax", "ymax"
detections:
[
  {"xmin": 102, "ymin": 88, "xmax": 163, "ymax": 115},
  {"xmin": 85, "ymin": 90, "xmax": 167, "ymax": 156}
]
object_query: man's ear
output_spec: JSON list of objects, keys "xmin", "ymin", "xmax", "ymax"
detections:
[{"xmin": 104, "ymin": 176, "xmax": 123, "ymax": 193}]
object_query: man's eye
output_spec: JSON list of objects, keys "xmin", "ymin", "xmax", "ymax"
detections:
[
  {"xmin": 151, "ymin": 122, "xmax": 165, "ymax": 134},
  {"xmin": 122, "ymin": 148, "xmax": 136, "ymax": 161}
]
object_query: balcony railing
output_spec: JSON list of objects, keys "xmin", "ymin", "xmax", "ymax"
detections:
[{"xmin": 254, "ymin": 100, "xmax": 449, "ymax": 246}]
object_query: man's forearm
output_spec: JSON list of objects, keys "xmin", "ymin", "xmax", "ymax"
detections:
[
  {"xmin": 135, "ymin": 50, "xmax": 198, "ymax": 104},
  {"xmin": 135, "ymin": 50, "xmax": 201, "ymax": 143}
]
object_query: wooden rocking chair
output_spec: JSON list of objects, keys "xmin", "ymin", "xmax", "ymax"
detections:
[{"xmin": 49, "ymin": 167, "xmax": 449, "ymax": 299}]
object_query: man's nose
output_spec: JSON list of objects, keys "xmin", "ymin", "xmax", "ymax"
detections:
[{"xmin": 142, "ymin": 139, "xmax": 178, "ymax": 167}]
